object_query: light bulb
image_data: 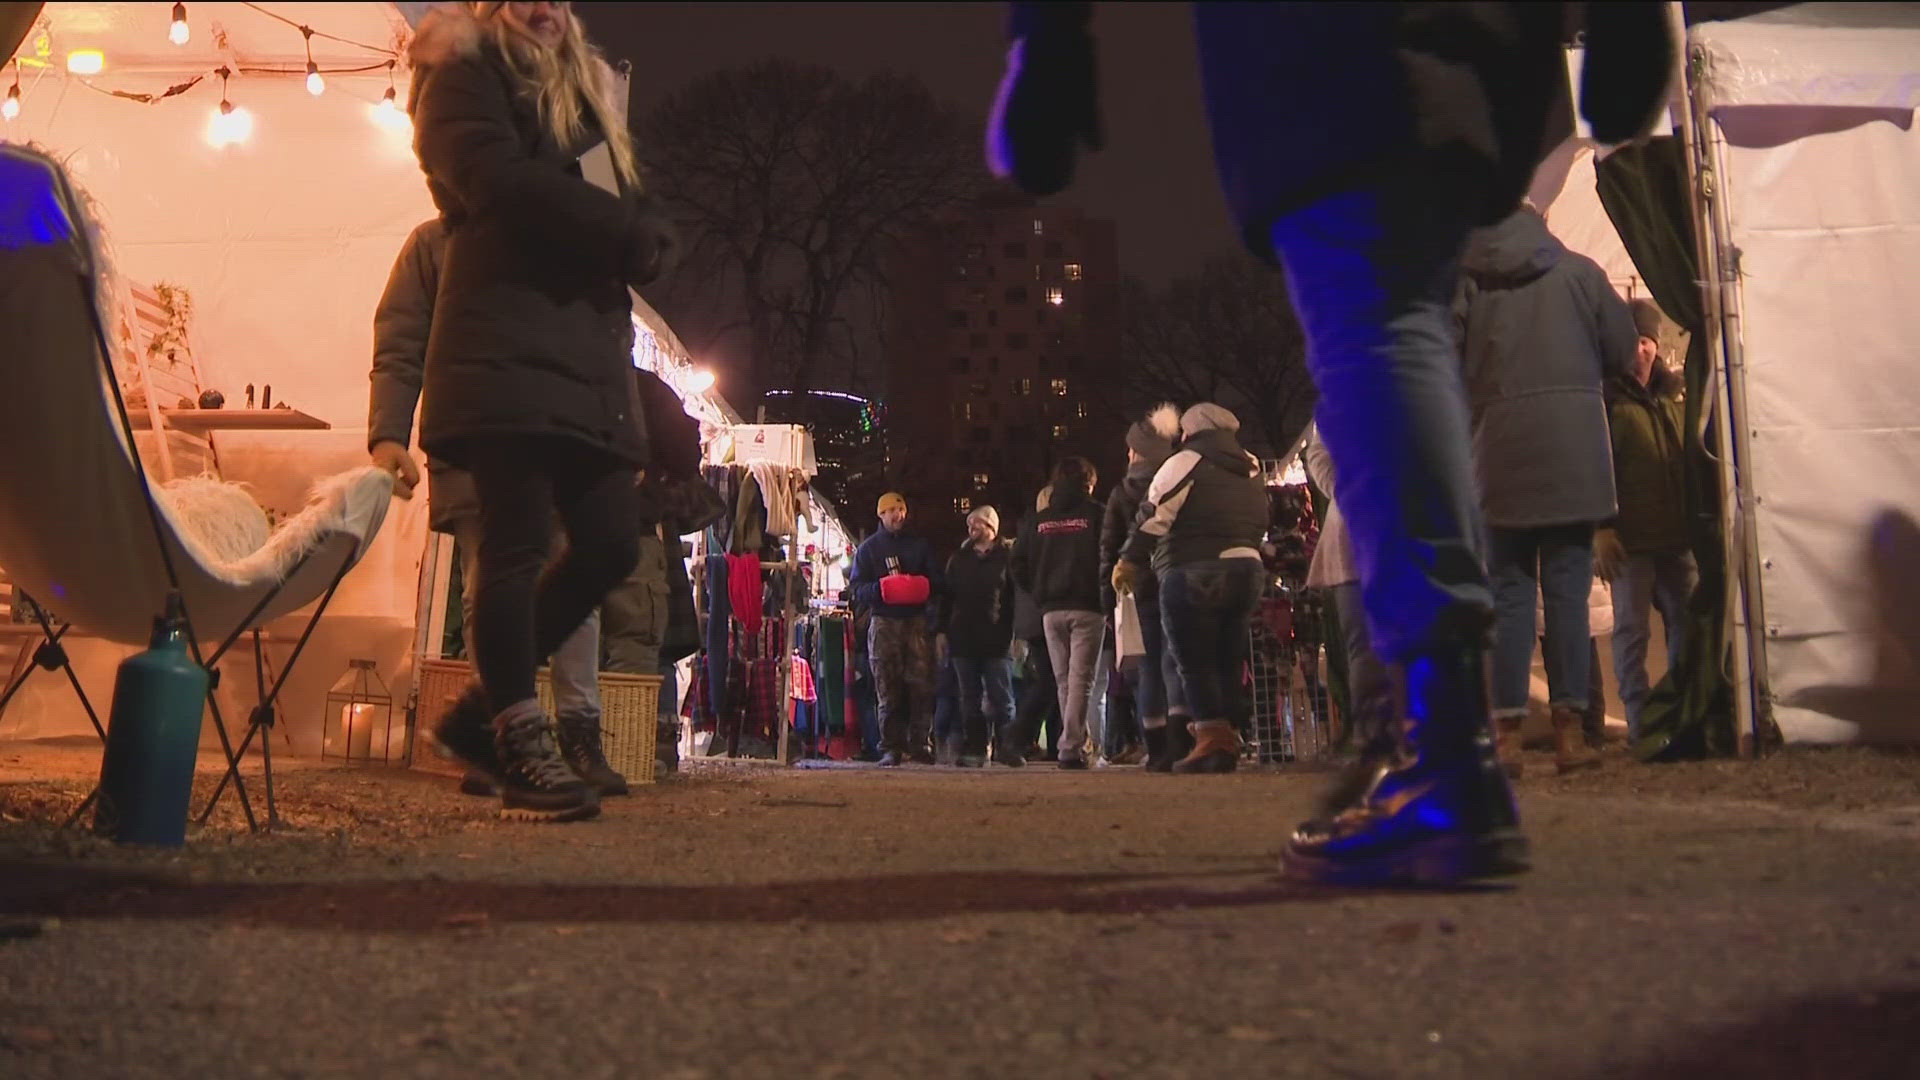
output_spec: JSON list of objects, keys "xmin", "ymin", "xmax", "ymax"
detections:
[
  {"xmin": 306, "ymin": 64, "xmax": 324, "ymax": 97},
  {"xmin": 169, "ymin": 4, "xmax": 190, "ymax": 46},
  {"xmin": 2, "ymin": 90, "xmax": 18, "ymax": 122},
  {"xmin": 207, "ymin": 100, "xmax": 253, "ymax": 148},
  {"xmin": 380, "ymin": 86, "xmax": 398, "ymax": 110},
  {"xmin": 684, "ymin": 368, "xmax": 716, "ymax": 393},
  {"xmin": 66, "ymin": 50, "xmax": 105, "ymax": 76}
]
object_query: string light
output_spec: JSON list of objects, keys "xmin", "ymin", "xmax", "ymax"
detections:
[
  {"xmin": 3, "ymin": 61, "xmax": 19, "ymax": 122},
  {"xmin": 66, "ymin": 49, "xmax": 105, "ymax": 76},
  {"xmin": 206, "ymin": 66, "xmax": 253, "ymax": 148},
  {"xmin": 169, "ymin": 3, "xmax": 190, "ymax": 47},
  {"xmin": 302, "ymin": 27, "xmax": 324, "ymax": 96}
]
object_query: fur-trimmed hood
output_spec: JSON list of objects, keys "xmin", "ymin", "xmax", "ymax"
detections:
[{"xmin": 409, "ymin": 5, "xmax": 485, "ymax": 70}]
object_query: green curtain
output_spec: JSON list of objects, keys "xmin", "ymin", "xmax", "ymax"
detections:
[{"xmin": 1595, "ymin": 139, "xmax": 1737, "ymax": 759}]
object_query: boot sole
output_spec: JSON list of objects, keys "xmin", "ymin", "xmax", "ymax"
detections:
[
  {"xmin": 1281, "ymin": 831, "xmax": 1532, "ymax": 888},
  {"xmin": 499, "ymin": 800, "xmax": 602, "ymax": 823}
]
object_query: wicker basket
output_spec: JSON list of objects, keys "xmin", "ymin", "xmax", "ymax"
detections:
[{"xmin": 413, "ymin": 657, "xmax": 659, "ymax": 785}]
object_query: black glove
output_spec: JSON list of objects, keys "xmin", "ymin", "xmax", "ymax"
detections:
[
  {"xmin": 625, "ymin": 196, "xmax": 680, "ymax": 288},
  {"xmin": 1581, "ymin": 3, "xmax": 1676, "ymax": 145},
  {"xmin": 987, "ymin": 3, "xmax": 1103, "ymax": 197}
]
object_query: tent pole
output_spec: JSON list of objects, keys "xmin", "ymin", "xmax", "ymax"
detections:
[{"xmin": 1671, "ymin": 1, "xmax": 1763, "ymax": 757}]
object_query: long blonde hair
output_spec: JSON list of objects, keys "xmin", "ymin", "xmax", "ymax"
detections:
[{"xmin": 473, "ymin": 2, "xmax": 640, "ymax": 192}]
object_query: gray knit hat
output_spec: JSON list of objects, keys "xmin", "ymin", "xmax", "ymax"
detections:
[
  {"xmin": 1179, "ymin": 402, "xmax": 1241, "ymax": 437},
  {"xmin": 1629, "ymin": 299, "xmax": 1665, "ymax": 342}
]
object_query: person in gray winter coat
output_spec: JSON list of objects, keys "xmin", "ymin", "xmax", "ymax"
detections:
[
  {"xmin": 1456, "ymin": 203, "xmax": 1637, "ymax": 776},
  {"xmin": 367, "ymin": 218, "xmax": 623, "ymax": 801}
]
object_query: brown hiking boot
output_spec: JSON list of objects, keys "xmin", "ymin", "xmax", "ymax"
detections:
[
  {"xmin": 1493, "ymin": 713, "xmax": 1525, "ymax": 779},
  {"xmin": 1552, "ymin": 706, "xmax": 1601, "ymax": 774}
]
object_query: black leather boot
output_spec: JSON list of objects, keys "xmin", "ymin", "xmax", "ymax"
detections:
[
  {"xmin": 557, "ymin": 712, "xmax": 630, "ymax": 797},
  {"xmin": 1283, "ymin": 645, "xmax": 1528, "ymax": 887},
  {"xmin": 430, "ymin": 683, "xmax": 500, "ymax": 780},
  {"xmin": 1147, "ymin": 716, "xmax": 1193, "ymax": 773}
]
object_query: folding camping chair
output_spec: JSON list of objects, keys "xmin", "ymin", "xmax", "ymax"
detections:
[{"xmin": 0, "ymin": 143, "xmax": 394, "ymax": 831}]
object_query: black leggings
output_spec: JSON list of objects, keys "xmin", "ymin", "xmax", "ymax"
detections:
[{"xmin": 462, "ymin": 435, "xmax": 641, "ymax": 715}]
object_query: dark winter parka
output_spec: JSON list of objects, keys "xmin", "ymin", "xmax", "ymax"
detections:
[
  {"xmin": 1455, "ymin": 206, "xmax": 1636, "ymax": 528},
  {"xmin": 938, "ymin": 539, "xmax": 1017, "ymax": 660},
  {"xmin": 407, "ymin": 7, "xmax": 673, "ymax": 470},
  {"xmin": 1604, "ymin": 365, "xmax": 1689, "ymax": 553},
  {"xmin": 1100, "ymin": 459, "xmax": 1163, "ymax": 613}
]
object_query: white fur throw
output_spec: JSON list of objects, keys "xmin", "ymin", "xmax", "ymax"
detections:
[{"xmin": 156, "ymin": 475, "xmax": 271, "ymax": 566}]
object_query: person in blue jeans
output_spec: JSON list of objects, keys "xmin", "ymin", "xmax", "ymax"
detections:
[
  {"xmin": 1100, "ymin": 404, "xmax": 1184, "ymax": 769},
  {"xmin": 1115, "ymin": 404, "xmax": 1268, "ymax": 773},
  {"xmin": 1596, "ymin": 300, "xmax": 1695, "ymax": 743},
  {"xmin": 937, "ymin": 505, "xmax": 1019, "ymax": 767},
  {"xmin": 993, "ymin": 1, "xmax": 1672, "ymax": 883},
  {"xmin": 1457, "ymin": 204, "xmax": 1637, "ymax": 776}
]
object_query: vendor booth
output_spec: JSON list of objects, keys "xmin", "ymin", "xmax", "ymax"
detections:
[{"xmin": 0, "ymin": 2, "xmax": 433, "ymax": 761}]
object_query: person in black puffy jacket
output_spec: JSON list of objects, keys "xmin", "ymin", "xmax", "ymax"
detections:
[{"xmin": 1098, "ymin": 403, "xmax": 1185, "ymax": 770}]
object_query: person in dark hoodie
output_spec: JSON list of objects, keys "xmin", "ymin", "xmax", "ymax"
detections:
[
  {"xmin": 1115, "ymin": 404, "xmax": 1267, "ymax": 773},
  {"xmin": 1457, "ymin": 202, "xmax": 1636, "ymax": 777},
  {"xmin": 406, "ymin": 2, "xmax": 677, "ymax": 822},
  {"xmin": 1013, "ymin": 458, "xmax": 1105, "ymax": 769},
  {"xmin": 367, "ymin": 217, "xmax": 627, "ymax": 802},
  {"xmin": 937, "ymin": 504, "xmax": 1020, "ymax": 767},
  {"xmin": 850, "ymin": 492, "xmax": 943, "ymax": 766},
  {"xmin": 1598, "ymin": 299, "xmax": 1694, "ymax": 744},
  {"xmin": 1099, "ymin": 403, "xmax": 1188, "ymax": 771}
]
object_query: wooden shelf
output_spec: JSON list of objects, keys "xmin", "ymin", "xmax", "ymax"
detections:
[{"xmin": 125, "ymin": 408, "xmax": 331, "ymax": 433}]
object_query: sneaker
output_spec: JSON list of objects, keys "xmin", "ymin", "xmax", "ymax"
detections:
[
  {"xmin": 556, "ymin": 712, "xmax": 630, "ymax": 797},
  {"xmin": 493, "ymin": 700, "xmax": 600, "ymax": 822}
]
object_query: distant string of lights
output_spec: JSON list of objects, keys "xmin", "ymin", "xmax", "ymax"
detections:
[{"xmin": 3, "ymin": 3, "xmax": 408, "ymax": 146}]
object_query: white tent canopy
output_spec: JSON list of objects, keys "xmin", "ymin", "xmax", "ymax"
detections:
[{"xmin": 1689, "ymin": 3, "xmax": 1920, "ymax": 745}]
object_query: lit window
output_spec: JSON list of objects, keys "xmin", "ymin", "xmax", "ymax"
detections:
[
  {"xmin": 1046, "ymin": 287, "xmax": 1064, "ymax": 306},
  {"xmin": 1033, "ymin": 219, "xmax": 1044, "ymax": 236},
  {"xmin": 1051, "ymin": 378, "xmax": 1069, "ymax": 396},
  {"xmin": 1075, "ymin": 401, "xmax": 1088, "ymax": 419},
  {"xmin": 1034, "ymin": 263, "xmax": 1044, "ymax": 282},
  {"xmin": 974, "ymin": 472, "xmax": 990, "ymax": 488},
  {"xmin": 954, "ymin": 401, "xmax": 973, "ymax": 421},
  {"xmin": 1052, "ymin": 424, "xmax": 1069, "ymax": 441},
  {"xmin": 1065, "ymin": 263, "xmax": 1083, "ymax": 281},
  {"xmin": 955, "ymin": 497, "xmax": 972, "ymax": 514},
  {"xmin": 1013, "ymin": 377, "xmax": 1031, "ymax": 396}
]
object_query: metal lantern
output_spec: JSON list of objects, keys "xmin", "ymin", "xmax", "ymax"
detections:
[{"xmin": 321, "ymin": 659, "xmax": 403, "ymax": 765}]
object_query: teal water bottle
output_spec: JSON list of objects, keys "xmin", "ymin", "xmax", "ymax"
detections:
[{"xmin": 94, "ymin": 593, "xmax": 209, "ymax": 846}]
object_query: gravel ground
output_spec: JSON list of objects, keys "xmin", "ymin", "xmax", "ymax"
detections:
[{"xmin": 3, "ymin": 740, "xmax": 1918, "ymax": 1079}]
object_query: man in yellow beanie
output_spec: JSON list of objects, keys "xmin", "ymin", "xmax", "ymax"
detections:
[{"xmin": 850, "ymin": 492, "xmax": 943, "ymax": 765}]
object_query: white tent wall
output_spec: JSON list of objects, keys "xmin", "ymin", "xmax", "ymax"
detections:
[
  {"xmin": 1691, "ymin": 5, "xmax": 1920, "ymax": 745},
  {"xmin": 1, "ymin": 3, "xmax": 435, "ymax": 752}
]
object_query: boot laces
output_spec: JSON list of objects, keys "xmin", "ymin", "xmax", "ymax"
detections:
[{"xmin": 502, "ymin": 716, "xmax": 579, "ymax": 787}]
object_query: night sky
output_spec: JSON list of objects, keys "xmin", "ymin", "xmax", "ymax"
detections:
[{"xmin": 575, "ymin": 1, "xmax": 1242, "ymax": 287}]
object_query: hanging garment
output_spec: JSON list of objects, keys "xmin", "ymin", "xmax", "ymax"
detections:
[
  {"xmin": 791, "ymin": 655, "xmax": 818, "ymax": 702},
  {"xmin": 704, "ymin": 554, "xmax": 732, "ymax": 730},
  {"xmin": 727, "ymin": 551, "xmax": 765, "ymax": 636},
  {"xmin": 748, "ymin": 463, "xmax": 798, "ymax": 538}
]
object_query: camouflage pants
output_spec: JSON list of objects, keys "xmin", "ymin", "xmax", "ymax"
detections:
[{"xmin": 868, "ymin": 616, "xmax": 934, "ymax": 755}]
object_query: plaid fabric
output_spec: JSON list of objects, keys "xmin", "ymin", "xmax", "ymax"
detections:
[{"xmin": 790, "ymin": 656, "xmax": 817, "ymax": 702}]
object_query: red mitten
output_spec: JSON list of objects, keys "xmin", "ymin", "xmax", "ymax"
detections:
[{"xmin": 879, "ymin": 574, "xmax": 931, "ymax": 607}]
